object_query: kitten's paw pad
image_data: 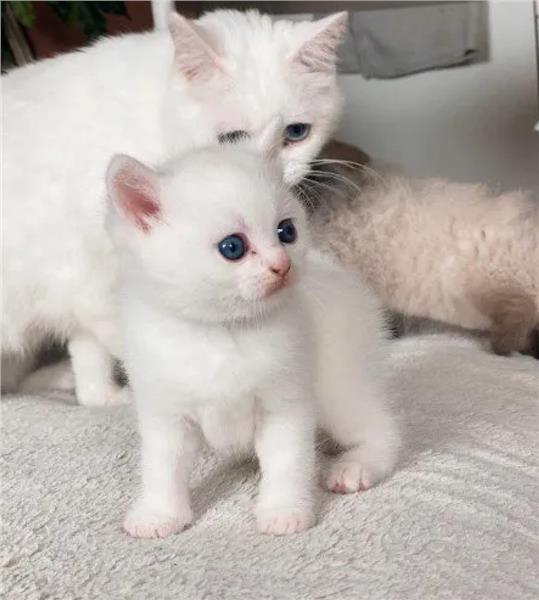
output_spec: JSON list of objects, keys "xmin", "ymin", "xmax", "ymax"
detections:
[
  {"xmin": 326, "ymin": 460, "xmax": 371, "ymax": 494},
  {"xmin": 77, "ymin": 384, "xmax": 131, "ymax": 407},
  {"xmin": 123, "ymin": 504, "xmax": 192, "ymax": 539},
  {"xmin": 256, "ymin": 506, "xmax": 315, "ymax": 536}
]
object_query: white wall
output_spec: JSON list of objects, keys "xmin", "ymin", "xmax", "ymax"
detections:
[{"xmin": 337, "ymin": 1, "xmax": 538, "ymax": 194}]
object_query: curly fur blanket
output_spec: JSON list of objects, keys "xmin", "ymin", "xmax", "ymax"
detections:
[{"xmin": 2, "ymin": 333, "xmax": 537, "ymax": 600}]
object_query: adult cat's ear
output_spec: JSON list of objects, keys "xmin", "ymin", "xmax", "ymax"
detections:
[
  {"xmin": 106, "ymin": 155, "xmax": 161, "ymax": 234},
  {"xmin": 292, "ymin": 12, "xmax": 348, "ymax": 73},
  {"xmin": 168, "ymin": 13, "xmax": 223, "ymax": 80}
]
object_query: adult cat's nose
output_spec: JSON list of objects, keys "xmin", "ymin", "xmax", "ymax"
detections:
[{"xmin": 269, "ymin": 257, "xmax": 291, "ymax": 278}]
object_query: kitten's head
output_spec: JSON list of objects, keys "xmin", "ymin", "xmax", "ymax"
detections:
[
  {"xmin": 106, "ymin": 136, "xmax": 308, "ymax": 324},
  {"xmin": 164, "ymin": 10, "xmax": 347, "ymax": 185}
]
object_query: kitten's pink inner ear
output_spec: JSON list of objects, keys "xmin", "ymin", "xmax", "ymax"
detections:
[
  {"xmin": 117, "ymin": 184, "xmax": 160, "ymax": 234},
  {"xmin": 292, "ymin": 12, "xmax": 348, "ymax": 73},
  {"xmin": 110, "ymin": 159, "xmax": 161, "ymax": 234},
  {"xmin": 168, "ymin": 13, "xmax": 222, "ymax": 81}
]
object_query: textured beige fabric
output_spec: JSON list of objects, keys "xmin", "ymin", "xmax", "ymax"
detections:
[{"xmin": 2, "ymin": 334, "xmax": 538, "ymax": 600}]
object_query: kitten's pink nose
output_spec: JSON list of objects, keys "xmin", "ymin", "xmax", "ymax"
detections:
[{"xmin": 269, "ymin": 257, "xmax": 291, "ymax": 278}]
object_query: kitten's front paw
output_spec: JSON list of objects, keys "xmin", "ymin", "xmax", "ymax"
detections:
[
  {"xmin": 326, "ymin": 459, "xmax": 371, "ymax": 494},
  {"xmin": 123, "ymin": 502, "xmax": 192, "ymax": 538},
  {"xmin": 256, "ymin": 506, "xmax": 315, "ymax": 536},
  {"xmin": 77, "ymin": 384, "xmax": 131, "ymax": 407}
]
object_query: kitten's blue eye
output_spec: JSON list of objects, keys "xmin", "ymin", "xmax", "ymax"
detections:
[
  {"xmin": 284, "ymin": 123, "xmax": 311, "ymax": 143},
  {"xmin": 277, "ymin": 219, "xmax": 297, "ymax": 244},
  {"xmin": 218, "ymin": 235, "xmax": 246, "ymax": 261}
]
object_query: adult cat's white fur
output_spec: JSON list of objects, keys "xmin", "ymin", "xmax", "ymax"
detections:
[
  {"xmin": 107, "ymin": 137, "xmax": 399, "ymax": 537},
  {"xmin": 2, "ymin": 9, "xmax": 347, "ymax": 403},
  {"xmin": 311, "ymin": 170, "xmax": 539, "ymax": 355}
]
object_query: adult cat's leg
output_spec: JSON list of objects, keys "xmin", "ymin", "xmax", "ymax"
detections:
[
  {"xmin": 68, "ymin": 332, "xmax": 128, "ymax": 406},
  {"xmin": 1, "ymin": 352, "xmax": 36, "ymax": 394},
  {"xmin": 20, "ymin": 359, "xmax": 75, "ymax": 394},
  {"xmin": 254, "ymin": 389, "xmax": 316, "ymax": 535},
  {"xmin": 124, "ymin": 412, "xmax": 199, "ymax": 538}
]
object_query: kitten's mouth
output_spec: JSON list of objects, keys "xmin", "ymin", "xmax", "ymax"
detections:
[{"xmin": 260, "ymin": 275, "xmax": 290, "ymax": 298}]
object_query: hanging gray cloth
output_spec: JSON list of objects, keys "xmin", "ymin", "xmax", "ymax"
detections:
[
  {"xmin": 278, "ymin": 2, "xmax": 488, "ymax": 79},
  {"xmin": 339, "ymin": 1, "xmax": 487, "ymax": 78}
]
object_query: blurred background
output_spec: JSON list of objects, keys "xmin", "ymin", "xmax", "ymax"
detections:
[{"xmin": 3, "ymin": 0, "xmax": 537, "ymax": 193}]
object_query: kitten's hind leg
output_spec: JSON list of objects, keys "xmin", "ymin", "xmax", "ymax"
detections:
[
  {"xmin": 68, "ymin": 332, "xmax": 128, "ymax": 406},
  {"xmin": 320, "ymin": 373, "xmax": 400, "ymax": 494},
  {"xmin": 305, "ymin": 254, "xmax": 400, "ymax": 492}
]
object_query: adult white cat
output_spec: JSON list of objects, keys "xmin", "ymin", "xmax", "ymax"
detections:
[
  {"xmin": 106, "ymin": 133, "xmax": 399, "ymax": 537},
  {"xmin": 2, "ymin": 9, "xmax": 347, "ymax": 404}
]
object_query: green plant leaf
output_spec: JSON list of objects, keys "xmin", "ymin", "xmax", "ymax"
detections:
[
  {"xmin": 5, "ymin": 1, "xmax": 128, "ymax": 46},
  {"xmin": 78, "ymin": 2, "xmax": 107, "ymax": 40},
  {"xmin": 45, "ymin": 2, "xmax": 128, "ymax": 39},
  {"xmin": 47, "ymin": 1, "xmax": 73, "ymax": 22},
  {"xmin": 10, "ymin": 1, "xmax": 35, "ymax": 28},
  {"xmin": 97, "ymin": 2, "xmax": 128, "ymax": 17}
]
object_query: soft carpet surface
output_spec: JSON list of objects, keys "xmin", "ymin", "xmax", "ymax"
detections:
[{"xmin": 2, "ymin": 334, "xmax": 538, "ymax": 600}]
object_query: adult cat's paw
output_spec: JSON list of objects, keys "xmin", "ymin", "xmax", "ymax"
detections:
[
  {"xmin": 123, "ymin": 501, "xmax": 192, "ymax": 538},
  {"xmin": 326, "ymin": 459, "xmax": 372, "ymax": 494},
  {"xmin": 256, "ymin": 506, "xmax": 315, "ymax": 536}
]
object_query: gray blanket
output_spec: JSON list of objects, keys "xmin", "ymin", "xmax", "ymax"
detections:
[{"xmin": 2, "ymin": 334, "xmax": 538, "ymax": 599}]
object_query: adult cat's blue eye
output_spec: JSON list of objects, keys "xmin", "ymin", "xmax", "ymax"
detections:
[
  {"xmin": 218, "ymin": 235, "xmax": 246, "ymax": 261},
  {"xmin": 284, "ymin": 123, "xmax": 311, "ymax": 143},
  {"xmin": 277, "ymin": 219, "xmax": 297, "ymax": 244}
]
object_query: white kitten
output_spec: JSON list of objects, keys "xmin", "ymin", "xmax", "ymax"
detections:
[
  {"xmin": 106, "ymin": 137, "xmax": 399, "ymax": 538},
  {"xmin": 2, "ymin": 9, "xmax": 347, "ymax": 404}
]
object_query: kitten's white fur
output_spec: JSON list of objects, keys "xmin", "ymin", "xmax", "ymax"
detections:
[
  {"xmin": 107, "ymin": 138, "xmax": 399, "ymax": 537},
  {"xmin": 2, "ymin": 10, "xmax": 346, "ymax": 402}
]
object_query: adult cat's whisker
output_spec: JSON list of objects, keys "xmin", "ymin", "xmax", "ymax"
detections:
[
  {"xmin": 306, "ymin": 168, "xmax": 364, "ymax": 196},
  {"xmin": 293, "ymin": 184, "xmax": 317, "ymax": 212},
  {"xmin": 310, "ymin": 158, "xmax": 388, "ymax": 186},
  {"xmin": 300, "ymin": 176, "xmax": 351, "ymax": 202},
  {"xmin": 306, "ymin": 167, "xmax": 361, "ymax": 188},
  {"xmin": 295, "ymin": 185, "xmax": 323, "ymax": 212}
]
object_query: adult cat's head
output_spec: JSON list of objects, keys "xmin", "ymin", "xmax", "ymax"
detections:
[{"xmin": 164, "ymin": 10, "xmax": 347, "ymax": 185}]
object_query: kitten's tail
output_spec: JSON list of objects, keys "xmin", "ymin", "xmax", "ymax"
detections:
[{"xmin": 152, "ymin": 0, "xmax": 174, "ymax": 31}]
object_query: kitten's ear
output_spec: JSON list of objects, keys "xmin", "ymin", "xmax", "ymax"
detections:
[
  {"xmin": 168, "ymin": 13, "xmax": 223, "ymax": 81},
  {"xmin": 291, "ymin": 12, "xmax": 348, "ymax": 73},
  {"xmin": 106, "ymin": 155, "xmax": 161, "ymax": 234}
]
